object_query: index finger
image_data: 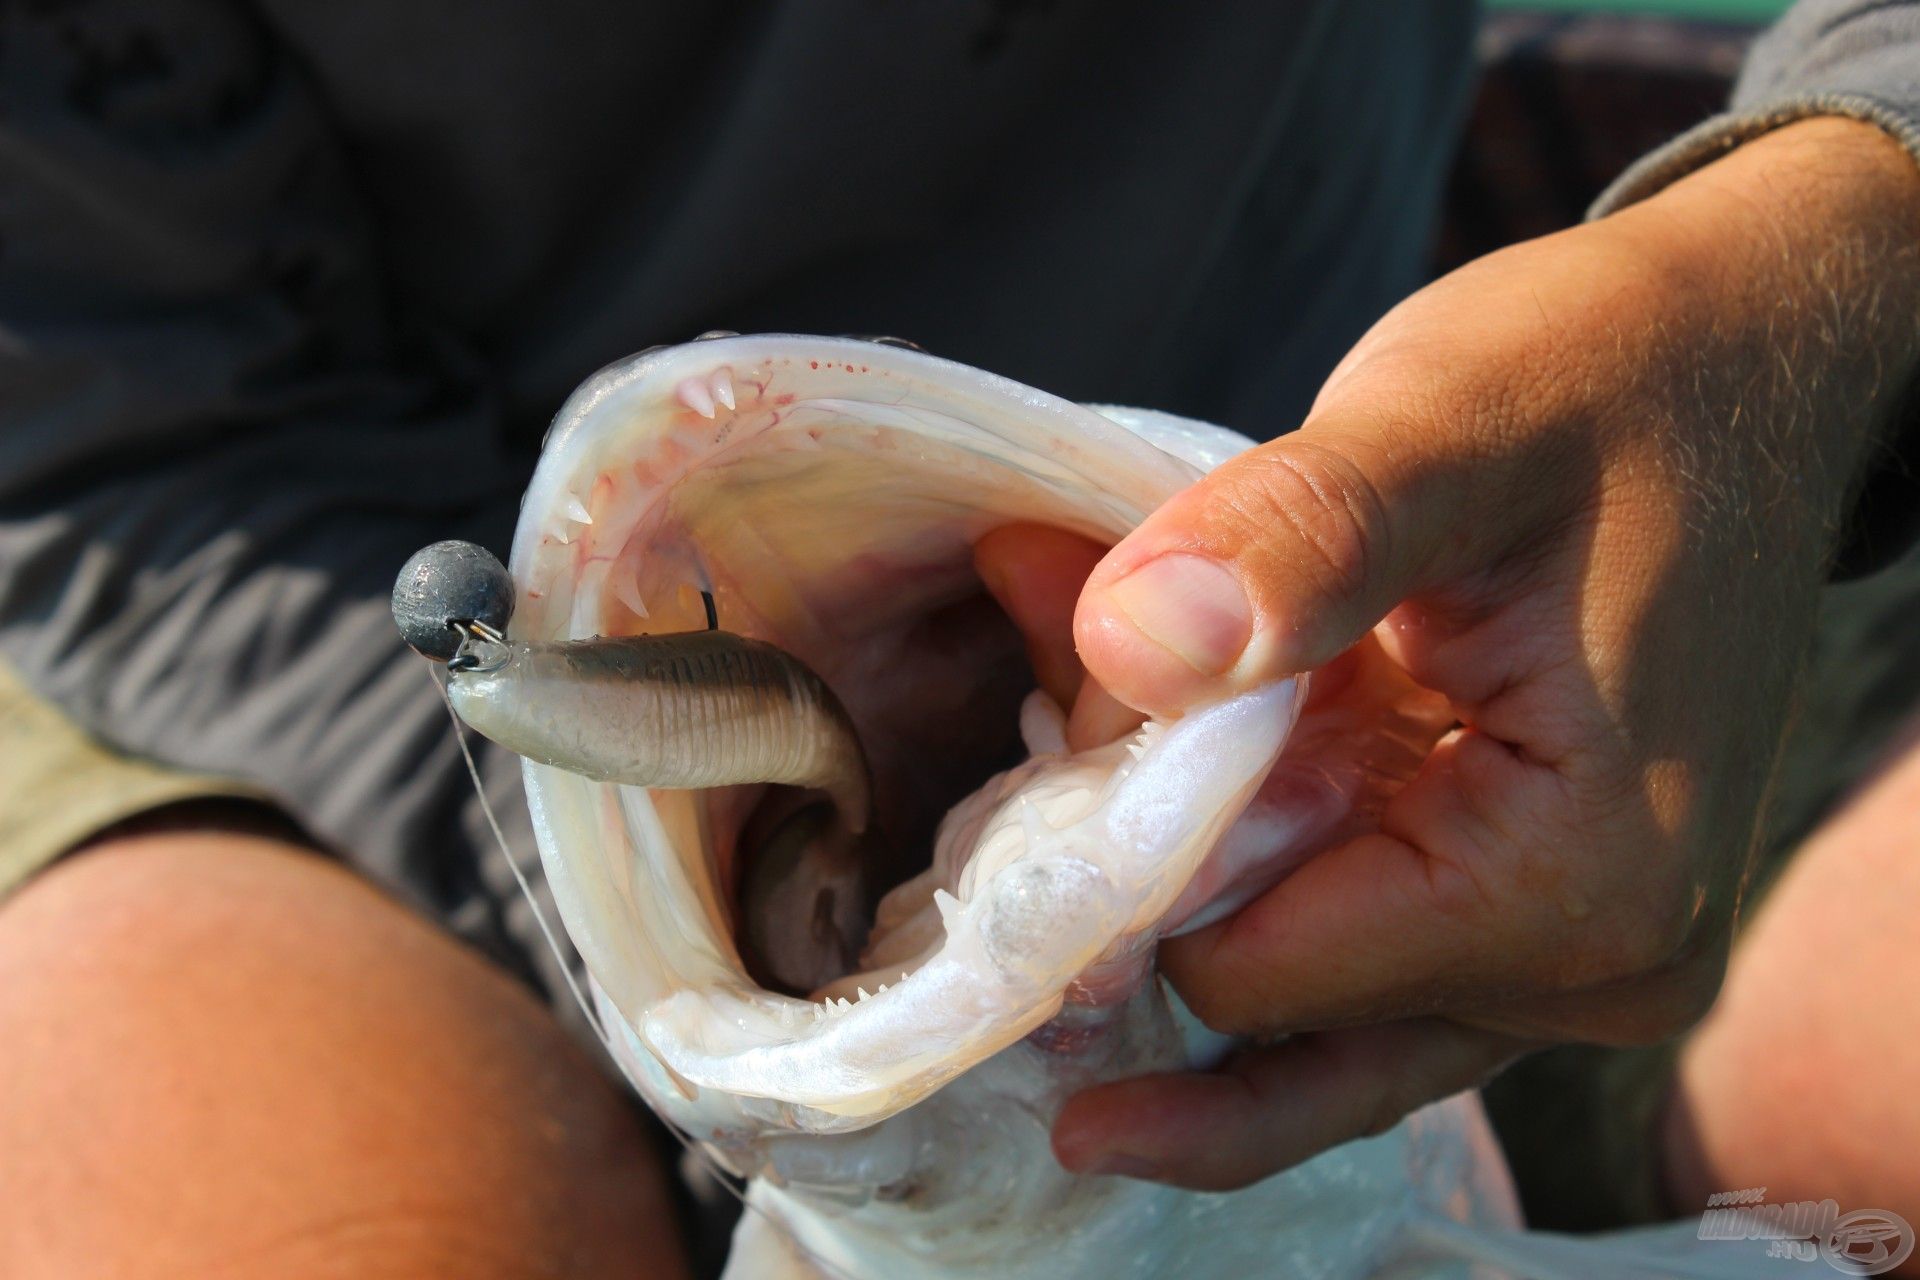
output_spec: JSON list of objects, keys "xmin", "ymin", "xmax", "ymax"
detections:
[
  {"xmin": 1160, "ymin": 726, "xmax": 1623, "ymax": 1036},
  {"xmin": 974, "ymin": 523, "xmax": 1106, "ymax": 709}
]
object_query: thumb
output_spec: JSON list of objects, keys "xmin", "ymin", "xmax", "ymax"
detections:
[{"xmin": 1075, "ymin": 420, "xmax": 1471, "ymax": 714}]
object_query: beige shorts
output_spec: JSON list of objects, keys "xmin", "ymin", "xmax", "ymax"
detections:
[{"xmin": 0, "ymin": 657, "xmax": 269, "ymax": 901}]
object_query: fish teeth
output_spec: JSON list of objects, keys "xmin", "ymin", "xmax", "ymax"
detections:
[
  {"xmin": 562, "ymin": 493, "xmax": 592, "ymax": 525},
  {"xmin": 932, "ymin": 888, "xmax": 962, "ymax": 932},
  {"xmin": 856, "ymin": 987, "xmax": 870, "ymax": 1003},
  {"xmin": 611, "ymin": 571, "xmax": 650, "ymax": 618},
  {"xmin": 710, "ymin": 369, "xmax": 736, "ymax": 411},
  {"xmin": 1127, "ymin": 720, "xmax": 1165, "ymax": 761},
  {"xmin": 676, "ymin": 375, "xmax": 717, "ymax": 419}
]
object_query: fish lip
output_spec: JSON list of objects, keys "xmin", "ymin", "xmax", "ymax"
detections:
[{"xmin": 508, "ymin": 334, "xmax": 1286, "ymax": 1128}]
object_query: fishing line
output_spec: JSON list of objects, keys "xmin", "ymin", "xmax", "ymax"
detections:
[
  {"xmin": 432, "ymin": 665, "xmax": 607, "ymax": 1044},
  {"xmin": 426, "ymin": 662, "xmax": 864, "ymax": 1280}
]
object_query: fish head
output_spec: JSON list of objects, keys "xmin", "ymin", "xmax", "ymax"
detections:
[{"xmin": 506, "ymin": 335, "xmax": 1303, "ymax": 1165}]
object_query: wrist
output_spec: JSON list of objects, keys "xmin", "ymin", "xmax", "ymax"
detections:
[{"xmin": 1599, "ymin": 117, "xmax": 1920, "ymax": 536}]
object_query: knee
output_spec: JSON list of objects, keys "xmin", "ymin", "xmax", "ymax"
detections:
[{"xmin": 0, "ymin": 831, "xmax": 686, "ymax": 1279}]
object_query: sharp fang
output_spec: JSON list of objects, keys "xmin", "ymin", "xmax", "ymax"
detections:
[
  {"xmin": 856, "ymin": 987, "xmax": 870, "ymax": 1002},
  {"xmin": 933, "ymin": 888, "xmax": 962, "ymax": 932},
  {"xmin": 611, "ymin": 571, "xmax": 650, "ymax": 618},
  {"xmin": 710, "ymin": 369, "xmax": 736, "ymax": 411},
  {"xmin": 562, "ymin": 494, "xmax": 592, "ymax": 524},
  {"xmin": 676, "ymin": 376, "xmax": 717, "ymax": 419}
]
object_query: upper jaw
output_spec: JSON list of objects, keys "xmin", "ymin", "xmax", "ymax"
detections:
[{"xmin": 508, "ymin": 335, "xmax": 1297, "ymax": 1132}]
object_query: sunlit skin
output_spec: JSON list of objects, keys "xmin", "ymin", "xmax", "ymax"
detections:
[
  {"xmin": 1663, "ymin": 723, "xmax": 1920, "ymax": 1260},
  {"xmin": 0, "ymin": 825, "xmax": 692, "ymax": 1280},
  {"xmin": 975, "ymin": 119, "xmax": 1920, "ymax": 1231}
]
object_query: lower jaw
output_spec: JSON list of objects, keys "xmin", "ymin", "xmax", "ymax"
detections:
[{"xmin": 607, "ymin": 680, "xmax": 1300, "ymax": 1134}]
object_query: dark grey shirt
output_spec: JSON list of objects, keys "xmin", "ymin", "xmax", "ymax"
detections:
[
  {"xmin": 1, "ymin": 0, "xmax": 1915, "ymax": 997},
  {"xmin": 0, "ymin": 0, "xmax": 1479, "ymax": 990}
]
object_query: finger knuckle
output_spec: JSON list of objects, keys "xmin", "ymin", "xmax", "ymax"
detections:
[
  {"xmin": 1352, "ymin": 1060, "xmax": 1435, "ymax": 1141},
  {"xmin": 1654, "ymin": 950, "xmax": 1729, "ymax": 1029},
  {"xmin": 1163, "ymin": 907, "xmax": 1302, "ymax": 1037},
  {"xmin": 1235, "ymin": 440, "xmax": 1394, "ymax": 612},
  {"xmin": 1174, "ymin": 965, "xmax": 1269, "ymax": 1037},
  {"xmin": 1581, "ymin": 887, "xmax": 1700, "ymax": 986},
  {"xmin": 1357, "ymin": 1086, "xmax": 1412, "ymax": 1140},
  {"xmin": 1618, "ymin": 974, "xmax": 1722, "ymax": 1042},
  {"xmin": 1418, "ymin": 839, "xmax": 1508, "ymax": 930},
  {"xmin": 1558, "ymin": 944, "xmax": 1730, "ymax": 1046}
]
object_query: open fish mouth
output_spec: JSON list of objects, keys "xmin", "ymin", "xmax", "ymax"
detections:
[
  {"xmin": 507, "ymin": 335, "xmax": 1303, "ymax": 1132},
  {"xmin": 486, "ymin": 337, "xmax": 1757, "ymax": 1280}
]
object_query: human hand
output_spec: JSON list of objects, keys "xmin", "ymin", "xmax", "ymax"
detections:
[{"xmin": 978, "ymin": 118, "xmax": 1920, "ymax": 1190}]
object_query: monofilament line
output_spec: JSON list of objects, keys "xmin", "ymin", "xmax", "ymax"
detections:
[{"xmin": 432, "ymin": 664, "xmax": 608, "ymax": 1044}]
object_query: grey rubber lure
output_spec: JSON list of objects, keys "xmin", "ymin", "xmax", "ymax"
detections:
[
  {"xmin": 446, "ymin": 628, "xmax": 871, "ymax": 832},
  {"xmin": 392, "ymin": 537, "xmax": 871, "ymax": 832}
]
